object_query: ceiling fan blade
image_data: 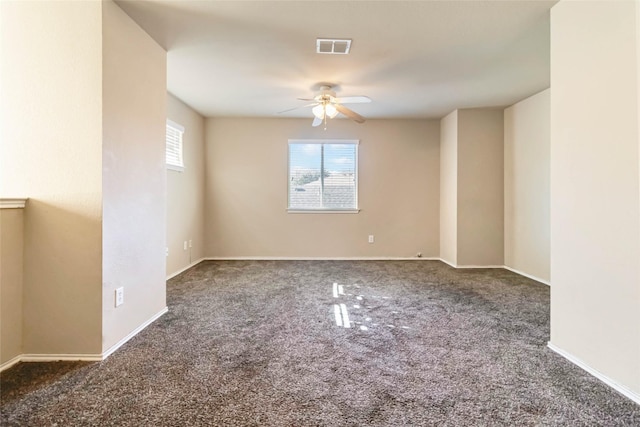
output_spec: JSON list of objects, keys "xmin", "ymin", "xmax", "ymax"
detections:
[
  {"xmin": 297, "ymin": 98, "xmax": 316, "ymax": 101},
  {"xmin": 333, "ymin": 96, "xmax": 371, "ymax": 104},
  {"xmin": 312, "ymin": 116, "xmax": 323, "ymax": 127},
  {"xmin": 277, "ymin": 102, "xmax": 318, "ymax": 114},
  {"xmin": 335, "ymin": 104, "xmax": 366, "ymax": 123}
]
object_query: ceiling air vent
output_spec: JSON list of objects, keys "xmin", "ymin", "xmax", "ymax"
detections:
[{"xmin": 316, "ymin": 38, "xmax": 351, "ymax": 55}]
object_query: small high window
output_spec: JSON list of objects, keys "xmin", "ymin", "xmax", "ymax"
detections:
[{"xmin": 166, "ymin": 120, "xmax": 184, "ymax": 172}]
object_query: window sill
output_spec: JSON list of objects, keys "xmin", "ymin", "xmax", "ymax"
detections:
[
  {"xmin": 287, "ymin": 209, "xmax": 360, "ymax": 214},
  {"xmin": 167, "ymin": 164, "xmax": 184, "ymax": 172}
]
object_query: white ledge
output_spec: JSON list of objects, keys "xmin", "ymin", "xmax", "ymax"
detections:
[
  {"xmin": 287, "ymin": 209, "xmax": 360, "ymax": 214},
  {"xmin": 0, "ymin": 198, "xmax": 28, "ymax": 209},
  {"xmin": 167, "ymin": 164, "xmax": 184, "ymax": 173}
]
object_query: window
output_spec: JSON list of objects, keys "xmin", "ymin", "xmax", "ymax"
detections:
[
  {"xmin": 166, "ymin": 119, "xmax": 184, "ymax": 171},
  {"xmin": 288, "ymin": 139, "xmax": 359, "ymax": 212}
]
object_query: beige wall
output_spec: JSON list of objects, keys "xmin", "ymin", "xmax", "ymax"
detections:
[
  {"xmin": 205, "ymin": 118, "xmax": 439, "ymax": 258},
  {"xmin": 439, "ymin": 109, "xmax": 504, "ymax": 267},
  {"xmin": 102, "ymin": 0, "xmax": 167, "ymax": 353},
  {"xmin": 0, "ymin": 208, "xmax": 24, "ymax": 365},
  {"xmin": 457, "ymin": 109, "xmax": 504, "ymax": 266},
  {"xmin": 439, "ymin": 111, "xmax": 458, "ymax": 265},
  {"xmin": 0, "ymin": 0, "xmax": 103, "ymax": 355},
  {"xmin": 504, "ymin": 89, "xmax": 550, "ymax": 283},
  {"xmin": 167, "ymin": 94, "xmax": 206, "ymax": 276},
  {"xmin": 550, "ymin": 0, "xmax": 640, "ymax": 398}
]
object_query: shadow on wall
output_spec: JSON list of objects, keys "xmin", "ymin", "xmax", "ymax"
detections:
[{"xmin": 21, "ymin": 198, "xmax": 102, "ymax": 355}]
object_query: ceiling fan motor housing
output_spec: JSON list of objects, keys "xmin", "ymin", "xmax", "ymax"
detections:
[{"xmin": 319, "ymin": 86, "xmax": 337, "ymax": 99}]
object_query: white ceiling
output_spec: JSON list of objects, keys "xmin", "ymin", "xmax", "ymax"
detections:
[{"xmin": 116, "ymin": 0, "xmax": 557, "ymax": 120}]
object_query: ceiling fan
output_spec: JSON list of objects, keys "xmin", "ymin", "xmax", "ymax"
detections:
[{"xmin": 279, "ymin": 85, "xmax": 371, "ymax": 127}]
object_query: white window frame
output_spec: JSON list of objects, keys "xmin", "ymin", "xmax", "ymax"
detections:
[
  {"xmin": 166, "ymin": 119, "xmax": 184, "ymax": 172},
  {"xmin": 287, "ymin": 139, "xmax": 360, "ymax": 214}
]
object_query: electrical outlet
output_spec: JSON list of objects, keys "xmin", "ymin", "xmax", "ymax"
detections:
[
  {"xmin": 368, "ymin": 235, "xmax": 374, "ymax": 244},
  {"xmin": 189, "ymin": 239, "xmax": 192, "ymax": 248},
  {"xmin": 166, "ymin": 247, "xmax": 169, "ymax": 257},
  {"xmin": 184, "ymin": 241, "xmax": 188, "ymax": 250},
  {"xmin": 115, "ymin": 287, "xmax": 124, "ymax": 307}
]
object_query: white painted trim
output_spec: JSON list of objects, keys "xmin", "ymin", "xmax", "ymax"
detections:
[
  {"xmin": 0, "ymin": 355, "xmax": 23, "ymax": 372},
  {"xmin": 438, "ymin": 258, "xmax": 457, "ymax": 268},
  {"xmin": 503, "ymin": 265, "xmax": 550, "ymax": 286},
  {"xmin": 454, "ymin": 264, "xmax": 504, "ymax": 269},
  {"xmin": 166, "ymin": 119, "xmax": 184, "ymax": 133},
  {"xmin": 204, "ymin": 256, "xmax": 440, "ymax": 261},
  {"xmin": 166, "ymin": 164, "xmax": 184, "ymax": 173},
  {"xmin": 547, "ymin": 342, "xmax": 640, "ymax": 405},
  {"xmin": 438, "ymin": 260, "xmax": 551, "ymax": 286},
  {"xmin": 1, "ymin": 353, "xmax": 102, "ymax": 372},
  {"xmin": 101, "ymin": 307, "xmax": 168, "ymax": 359},
  {"xmin": 436, "ymin": 259, "xmax": 502, "ymax": 269},
  {"xmin": 0, "ymin": 198, "xmax": 28, "ymax": 209},
  {"xmin": 287, "ymin": 209, "xmax": 360, "ymax": 214},
  {"xmin": 20, "ymin": 354, "xmax": 103, "ymax": 363},
  {"xmin": 167, "ymin": 258, "xmax": 206, "ymax": 280},
  {"xmin": 288, "ymin": 139, "xmax": 359, "ymax": 145}
]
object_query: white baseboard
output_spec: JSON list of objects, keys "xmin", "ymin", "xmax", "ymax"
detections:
[
  {"xmin": 0, "ymin": 307, "xmax": 168, "ymax": 372},
  {"xmin": 1, "ymin": 353, "xmax": 103, "ymax": 372},
  {"xmin": 547, "ymin": 342, "xmax": 640, "ymax": 405},
  {"xmin": 20, "ymin": 353, "xmax": 103, "ymax": 363},
  {"xmin": 454, "ymin": 264, "xmax": 504, "ymax": 269},
  {"xmin": 503, "ymin": 265, "xmax": 550, "ymax": 286},
  {"xmin": 439, "ymin": 259, "xmax": 551, "ymax": 286},
  {"xmin": 204, "ymin": 256, "xmax": 439, "ymax": 261},
  {"xmin": 437, "ymin": 258, "xmax": 503, "ymax": 269},
  {"xmin": 167, "ymin": 258, "xmax": 206, "ymax": 280},
  {"xmin": 438, "ymin": 258, "xmax": 457, "ymax": 268},
  {"xmin": 102, "ymin": 307, "xmax": 168, "ymax": 359},
  {"xmin": 0, "ymin": 355, "xmax": 23, "ymax": 372}
]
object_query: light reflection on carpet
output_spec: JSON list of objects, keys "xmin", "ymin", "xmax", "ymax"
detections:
[{"xmin": 332, "ymin": 282, "xmax": 410, "ymax": 331}]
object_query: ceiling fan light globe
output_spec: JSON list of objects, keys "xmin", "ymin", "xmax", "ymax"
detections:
[
  {"xmin": 325, "ymin": 104, "xmax": 339, "ymax": 118},
  {"xmin": 312, "ymin": 104, "xmax": 325, "ymax": 119}
]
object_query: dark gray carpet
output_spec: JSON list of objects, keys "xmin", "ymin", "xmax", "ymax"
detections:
[{"xmin": 1, "ymin": 260, "xmax": 639, "ymax": 426}]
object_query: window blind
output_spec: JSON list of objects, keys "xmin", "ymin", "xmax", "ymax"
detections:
[
  {"xmin": 288, "ymin": 140, "xmax": 358, "ymax": 211},
  {"xmin": 166, "ymin": 120, "xmax": 184, "ymax": 171}
]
